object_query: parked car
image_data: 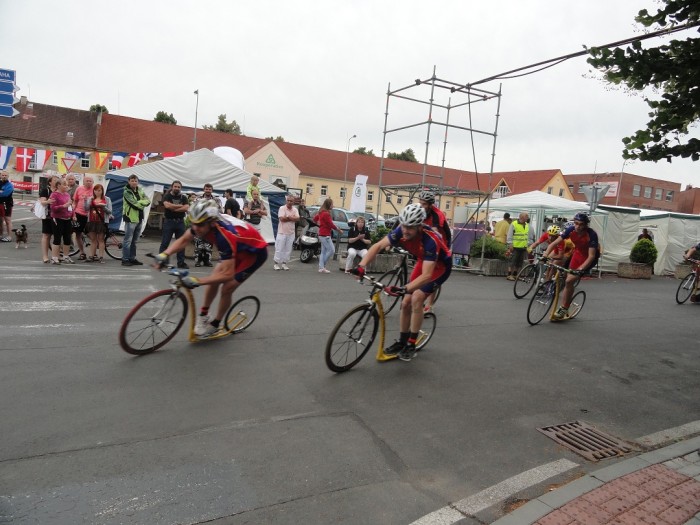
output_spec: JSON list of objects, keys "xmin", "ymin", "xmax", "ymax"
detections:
[
  {"xmin": 306, "ymin": 206, "xmax": 357, "ymax": 238},
  {"xmin": 351, "ymin": 212, "xmax": 386, "ymax": 232}
]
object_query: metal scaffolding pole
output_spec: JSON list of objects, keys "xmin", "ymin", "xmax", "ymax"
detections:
[{"xmin": 479, "ymin": 84, "xmax": 503, "ymax": 269}]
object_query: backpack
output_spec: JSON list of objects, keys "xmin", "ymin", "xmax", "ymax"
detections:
[{"xmin": 33, "ymin": 200, "xmax": 46, "ymax": 219}]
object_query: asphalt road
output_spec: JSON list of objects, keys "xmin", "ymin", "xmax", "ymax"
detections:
[{"xmin": 1, "ymin": 206, "xmax": 698, "ymax": 524}]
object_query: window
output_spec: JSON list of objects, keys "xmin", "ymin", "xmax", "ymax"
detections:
[
  {"xmin": 385, "ymin": 194, "xmax": 392, "ymax": 203},
  {"xmin": 666, "ymin": 190, "xmax": 674, "ymax": 202},
  {"xmin": 632, "ymin": 184, "xmax": 641, "ymax": 197},
  {"xmin": 445, "ymin": 200, "xmax": 451, "ymax": 210},
  {"xmin": 306, "ymin": 183, "xmax": 313, "ymax": 195},
  {"xmin": 108, "ymin": 159, "xmax": 114, "ymax": 171},
  {"xmin": 547, "ymin": 186, "xmax": 553, "ymax": 194},
  {"xmin": 28, "ymin": 152, "xmax": 38, "ymax": 170},
  {"xmin": 81, "ymin": 157, "xmax": 90, "ymax": 169},
  {"xmin": 397, "ymin": 195, "xmax": 403, "ymax": 204},
  {"xmin": 558, "ymin": 188, "xmax": 564, "ymax": 197},
  {"xmin": 321, "ymin": 185, "xmax": 328, "ymax": 196},
  {"xmin": 654, "ymin": 188, "xmax": 663, "ymax": 200},
  {"xmin": 577, "ymin": 183, "xmax": 586, "ymax": 194},
  {"xmin": 568, "ymin": 184, "xmax": 574, "ymax": 192},
  {"xmin": 644, "ymin": 186, "xmax": 652, "ymax": 198},
  {"xmin": 339, "ymin": 187, "xmax": 346, "ymax": 198},
  {"xmin": 367, "ymin": 191, "xmax": 374, "ymax": 202},
  {"xmin": 52, "ymin": 152, "xmax": 58, "ymax": 165}
]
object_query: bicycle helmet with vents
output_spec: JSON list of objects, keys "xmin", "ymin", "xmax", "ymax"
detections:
[
  {"xmin": 189, "ymin": 200, "xmax": 220, "ymax": 224},
  {"xmin": 547, "ymin": 225, "xmax": 560, "ymax": 235},
  {"xmin": 398, "ymin": 203, "xmax": 426, "ymax": 227},
  {"xmin": 573, "ymin": 212, "xmax": 590, "ymax": 224},
  {"xmin": 419, "ymin": 190, "xmax": 436, "ymax": 204}
]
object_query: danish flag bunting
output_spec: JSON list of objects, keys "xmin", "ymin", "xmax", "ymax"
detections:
[
  {"xmin": 0, "ymin": 146, "xmax": 13, "ymax": 169},
  {"xmin": 34, "ymin": 149, "xmax": 53, "ymax": 170},
  {"xmin": 161, "ymin": 151, "xmax": 184, "ymax": 158},
  {"xmin": 127, "ymin": 153, "xmax": 145, "ymax": 167},
  {"xmin": 15, "ymin": 147, "xmax": 36, "ymax": 172},
  {"xmin": 110, "ymin": 152, "xmax": 127, "ymax": 169}
]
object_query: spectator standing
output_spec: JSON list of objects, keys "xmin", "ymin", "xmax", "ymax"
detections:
[
  {"xmin": 193, "ymin": 183, "xmax": 219, "ymax": 267},
  {"xmin": 65, "ymin": 174, "xmax": 78, "ymax": 199},
  {"xmin": 85, "ymin": 183, "xmax": 110, "ymax": 263},
  {"xmin": 121, "ymin": 174, "xmax": 151, "ymax": 266},
  {"xmin": 72, "ymin": 175, "xmax": 94, "ymax": 260},
  {"xmin": 638, "ymin": 228, "xmax": 654, "ymax": 242},
  {"xmin": 39, "ymin": 175, "xmax": 60, "ymax": 263},
  {"xmin": 0, "ymin": 170, "xmax": 14, "ymax": 242},
  {"xmin": 243, "ymin": 189, "xmax": 268, "ymax": 232},
  {"xmin": 49, "ymin": 178, "xmax": 75, "ymax": 265},
  {"xmin": 313, "ymin": 198, "xmax": 342, "ymax": 273},
  {"xmin": 160, "ymin": 181, "xmax": 190, "ymax": 269},
  {"xmin": 505, "ymin": 212, "xmax": 534, "ymax": 280},
  {"xmin": 273, "ymin": 194, "xmax": 299, "ymax": 270},
  {"xmin": 491, "ymin": 220, "xmax": 498, "ymax": 237},
  {"xmin": 246, "ymin": 175, "xmax": 260, "ymax": 201},
  {"xmin": 223, "ymin": 189, "xmax": 242, "ymax": 219},
  {"xmin": 345, "ymin": 216, "xmax": 371, "ymax": 273},
  {"xmin": 494, "ymin": 213, "xmax": 511, "ymax": 244}
]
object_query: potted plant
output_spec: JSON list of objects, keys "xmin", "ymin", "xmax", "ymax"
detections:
[
  {"xmin": 618, "ymin": 239, "xmax": 657, "ymax": 279},
  {"xmin": 470, "ymin": 235, "xmax": 509, "ymax": 276}
]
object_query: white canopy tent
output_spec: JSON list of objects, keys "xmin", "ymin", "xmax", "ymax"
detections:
[
  {"xmin": 105, "ymin": 149, "xmax": 287, "ymax": 243},
  {"xmin": 595, "ymin": 205, "xmax": 642, "ymax": 273},
  {"xmin": 639, "ymin": 210, "xmax": 700, "ymax": 275}
]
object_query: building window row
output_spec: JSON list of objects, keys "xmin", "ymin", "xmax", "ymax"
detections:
[{"xmin": 632, "ymin": 184, "xmax": 673, "ymax": 201}]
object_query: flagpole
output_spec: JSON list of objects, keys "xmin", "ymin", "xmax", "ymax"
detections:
[{"xmin": 193, "ymin": 89, "xmax": 199, "ymax": 151}]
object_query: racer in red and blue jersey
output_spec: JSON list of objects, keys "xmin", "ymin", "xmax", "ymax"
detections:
[
  {"xmin": 153, "ymin": 200, "xmax": 268, "ymax": 337},
  {"xmin": 353, "ymin": 203, "xmax": 452, "ymax": 361},
  {"xmin": 542, "ymin": 212, "xmax": 599, "ymax": 320}
]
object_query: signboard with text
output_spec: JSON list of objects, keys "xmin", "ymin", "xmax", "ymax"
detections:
[{"xmin": 0, "ymin": 68, "xmax": 19, "ymax": 118}]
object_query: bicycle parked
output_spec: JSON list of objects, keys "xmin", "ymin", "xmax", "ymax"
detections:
[
  {"xmin": 119, "ymin": 254, "xmax": 260, "ymax": 355},
  {"xmin": 526, "ymin": 261, "xmax": 586, "ymax": 325},
  {"xmin": 68, "ymin": 229, "xmax": 123, "ymax": 260},
  {"xmin": 325, "ymin": 274, "xmax": 436, "ymax": 373},
  {"xmin": 377, "ymin": 246, "xmax": 441, "ymax": 314},
  {"xmin": 675, "ymin": 257, "xmax": 700, "ymax": 304}
]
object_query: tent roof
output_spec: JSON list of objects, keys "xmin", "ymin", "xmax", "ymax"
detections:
[
  {"xmin": 639, "ymin": 209, "xmax": 700, "ymax": 220},
  {"xmin": 470, "ymin": 190, "xmax": 596, "ymax": 213},
  {"xmin": 105, "ymin": 148, "xmax": 286, "ymax": 194}
]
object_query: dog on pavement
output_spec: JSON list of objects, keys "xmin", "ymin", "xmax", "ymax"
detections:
[{"xmin": 12, "ymin": 224, "xmax": 28, "ymax": 249}]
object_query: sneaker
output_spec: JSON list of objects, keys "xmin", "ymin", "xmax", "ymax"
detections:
[
  {"xmin": 195, "ymin": 261, "xmax": 202, "ymax": 267},
  {"xmin": 552, "ymin": 306, "xmax": 568, "ymax": 320},
  {"xmin": 319, "ymin": 268, "xmax": 331, "ymax": 273},
  {"xmin": 130, "ymin": 259, "xmax": 144, "ymax": 266},
  {"xmin": 0, "ymin": 236, "xmax": 11, "ymax": 242},
  {"xmin": 273, "ymin": 263, "xmax": 281, "ymax": 271},
  {"xmin": 384, "ymin": 340, "xmax": 405, "ymax": 356},
  {"xmin": 281, "ymin": 263, "xmax": 290, "ymax": 271},
  {"xmin": 506, "ymin": 275, "xmax": 516, "ymax": 281},
  {"xmin": 204, "ymin": 261, "xmax": 214, "ymax": 267},
  {"xmin": 194, "ymin": 315, "xmax": 210, "ymax": 336},
  {"xmin": 61, "ymin": 256, "xmax": 75, "ymax": 264},
  {"xmin": 177, "ymin": 262, "xmax": 189, "ymax": 269},
  {"xmin": 198, "ymin": 322, "xmax": 221, "ymax": 338},
  {"xmin": 398, "ymin": 343, "xmax": 417, "ymax": 362},
  {"xmin": 121, "ymin": 260, "xmax": 133, "ymax": 266},
  {"xmin": 50, "ymin": 257, "xmax": 61, "ymax": 265}
]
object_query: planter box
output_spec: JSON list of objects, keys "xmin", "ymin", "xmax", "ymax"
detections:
[
  {"xmin": 480, "ymin": 258, "xmax": 509, "ymax": 277},
  {"xmin": 338, "ymin": 252, "xmax": 402, "ymax": 273},
  {"xmin": 675, "ymin": 263, "xmax": 693, "ymax": 280},
  {"xmin": 617, "ymin": 262, "xmax": 652, "ymax": 280}
]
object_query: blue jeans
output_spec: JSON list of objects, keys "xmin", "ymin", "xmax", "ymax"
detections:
[
  {"xmin": 159, "ymin": 218, "xmax": 186, "ymax": 264},
  {"xmin": 319, "ymin": 235, "xmax": 335, "ymax": 270},
  {"xmin": 122, "ymin": 221, "xmax": 142, "ymax": 262}
]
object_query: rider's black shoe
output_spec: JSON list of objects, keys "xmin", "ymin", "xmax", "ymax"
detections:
[
  {"xmin": 398, "ymin": 343, "xmax": 417, "ymax": 362},
  {"xmin": 384, "ymin": 340, "xmax": 405, "ymax": 356}
]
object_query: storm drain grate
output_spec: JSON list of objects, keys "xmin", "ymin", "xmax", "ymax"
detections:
[{"xmin": 537, "ymin": 421, "xmax": 639, "ymax": 462}]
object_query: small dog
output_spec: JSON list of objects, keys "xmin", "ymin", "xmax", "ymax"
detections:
[{"xmin": 12, "ymin": 225, "xmax": 28, "ymax": 249}]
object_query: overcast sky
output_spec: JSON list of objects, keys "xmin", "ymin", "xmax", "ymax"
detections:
[{"xmin": 1, "ymin": 0, "xmax": 697, "ymax": 188}]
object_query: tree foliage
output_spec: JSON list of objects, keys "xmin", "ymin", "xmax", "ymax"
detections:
[
  {"xmin": 353, "ymin": 146, "xmax": 375, "ymax": 156},
  {"xmin": 154, "ymin": 111, "xmax": 177, "ymax": 125},
  {"xmin": 89, "ymin": 104, "xmax": 108, "ymax": 113},
  {"xmin": 587, "ymin": 0, "xmax": 700, "ymax": 162},
  {"xmin": 630, "ymin": 238, "xmax": 658, "ymax": 265},
  {"xmin": 265, "ymin": 136, "xmax": 285, "ymax": 142},
  {"xmin": 387, "ymin": 148, "xmax": 418, "ymax": 162},
  {"xmin": 202, "ymin": 114, "xmax": 242, "ymax": 135}
]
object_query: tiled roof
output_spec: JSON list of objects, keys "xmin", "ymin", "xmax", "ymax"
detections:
[
  {"xmin": 0, "ymin": 101, "xmax": 99, "ymax": 149},
  {"xmin": 497, "ymin": 169, "xmax": 563, "ymax": 193}
]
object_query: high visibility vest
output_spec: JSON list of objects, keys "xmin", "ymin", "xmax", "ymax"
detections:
[{"xmin": 512, "ymin": 222, "xmax": 529, "ymax": 248}]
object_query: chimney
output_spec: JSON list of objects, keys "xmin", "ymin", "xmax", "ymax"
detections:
[{"xmin": 20, "ymin": 96, "xmax": 27, "ymax": 105}]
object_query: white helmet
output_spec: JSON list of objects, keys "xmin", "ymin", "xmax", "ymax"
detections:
[
  {"xmin": 188, "ymin": 200, "xmax": 220, "ymax": 224},
  {"xmin": 398, "ymin": 203, "xmax": 426, "ymax": 227}
]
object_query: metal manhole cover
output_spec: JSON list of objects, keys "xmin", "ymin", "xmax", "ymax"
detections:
[{"xmin": 537, "ymin": 421, "xmax": 639, "ymax": 462}]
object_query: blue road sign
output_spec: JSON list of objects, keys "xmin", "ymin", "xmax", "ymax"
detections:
[
  {"xmin": 0, "ymin": 79, "xmax": 17, "ymax": 94},
  {"xmin": 0, "ymin": 93, "xmax": 18, "ymax": 106},
  {"xmin": 0, "ymin": 105, "xmax": 19, "ymax": 118},
  {"xmin": 0, "ymin": 69, "xmax": 16, "ymax": 83}
]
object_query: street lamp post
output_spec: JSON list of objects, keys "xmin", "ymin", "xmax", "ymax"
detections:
[
  {"xmin": 342, "ymin": 134, "xmax": 356, "ymax": 208},
  {"xmin": 615, "ymin": 158, "xmax": 628, "ymax": 207},
  {"xmin": 193, "ymin": 89, "xmax": 199, "ymax": 151}
]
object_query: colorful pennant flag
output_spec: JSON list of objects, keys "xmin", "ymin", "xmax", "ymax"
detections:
[
  {"xmin": 0, "ymin": 145, "xmax": 13, "ymax": 169},
  {"xmin": 111, "ymin": 152, "xmax": 127, "ymax": 169},
  {"xmin": 95, "ymin": 152, "xmax": 109, "ymax": 169},
  {"xmin": 161, "ymin": 151, "xmax": 184, "ymax": 158},
  {"xmin": 15, "ymin": 147, "xmax": 36, "ymax": 172},
  {"xmin": 127, "ymin": 153, "xmax": 145, "ymax": 167},
  {"xmin": 34, "ymin": 149, "xmax": 53, "ymax": 170}
]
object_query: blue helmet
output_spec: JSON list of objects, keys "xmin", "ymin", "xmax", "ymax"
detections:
[{"xmin": 573, "ymin": 212, "xmax": 590, "ymax": 224}]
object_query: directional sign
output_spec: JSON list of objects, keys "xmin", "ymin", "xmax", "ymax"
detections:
[
  {"xmin": 0, "ymin": 69, "xmax": 16, "ymax": 83},
  {"xmin": 581, "ymin": 183, "xmax": 610, "ymax": 212},
  {"xmin": 0, "ymin": 93, "xmax": 18, "ymax": 106},
  {"xmin": 0, "ymin": 79, "xmax": 18, "ymax": 93},
  {"xmin": 0, "ymin": 105, "xmax": 19, "ymax": 118}
]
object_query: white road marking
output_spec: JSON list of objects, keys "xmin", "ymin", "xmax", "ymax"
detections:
[
  {"xmin": 3, "ymin": 287, "xmax": 147, "ymax": 293},
  {"xmin": 4, "ymin": 274, "xmax": 154, "ymax": 280},
  {"xmin": 0, "ymin": 301, "xmax": 131, "ymax": 312},
  {"xmin": 410, "ymin": 458, "xmax": 579, "ymax": 525},
  {"xmin": 637, "ymin": 420, "xmax": 700, "ymax": 448}
]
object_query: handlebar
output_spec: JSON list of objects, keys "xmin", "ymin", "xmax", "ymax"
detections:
[
  {"xmin": 684, "ymin": 257, "xmax": 700, "ymax": 265},
  {"xmin": 145, "ymin": 253, "xmax": 189, "ymax": 280},
  {"xmin": 539, "ymin": 258, "xmax": 581, "ymax": 275}
]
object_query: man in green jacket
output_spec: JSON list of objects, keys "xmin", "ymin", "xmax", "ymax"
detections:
[{"xmin": 121, "ymin": 174, "xmax": 151, "ymax": 266}]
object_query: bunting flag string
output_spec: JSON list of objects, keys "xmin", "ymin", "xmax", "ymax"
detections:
[
  {"xmin": 15, "ymin": 147, "xmax": 36, "ymax": 172},
  {"xmin": 0, "ymin": 145, "xmax": 13, "ymax": 169},
  {"xmin": 34, "ymin": 149, "xmax": 53, "ymax": 170},
  {"xmin": 95, "ymin": 152, "xmax": 109, "ymax": 169}
]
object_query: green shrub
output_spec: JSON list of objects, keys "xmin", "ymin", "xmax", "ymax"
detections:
[
  {"xmin": 629, "ymin": 238, "xmax": 658, "ymax": 265},
  {"xmin": 370, "ymin": 226, "xmax": 391, "ymax": 245},
  {"xmin": 470, "ymin": 235, "xmax": 507, "ymax": 260}
]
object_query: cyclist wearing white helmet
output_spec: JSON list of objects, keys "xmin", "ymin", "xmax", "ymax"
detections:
[
  {"xmin": 352, "ymin": 203, "xmax": 452, "ymax": 362},
  {"xmin": 418, "ymin": 190, "xmax": 451, "ymax": 247},
  {"xmin": 152, "ymin": 199, "xmax": 268, "ymax": 337},
  {"xmin": 542, "ymin": 212, "xmax": 599, "ymax": 320},
  {"xmin": 528, "ymin": 224, "xmax": 574, "ymax": 281}
]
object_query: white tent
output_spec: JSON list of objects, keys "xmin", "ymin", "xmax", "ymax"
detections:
[
  {"xmin": 105, "ymin": 149, "xmax": 287, "ymax": 243},
  {"xmin": 639, "ymin": 210, "xmax": 700, "ymax": 275},
  {"xmin": 595, "ymin": 205, "xmax": 642, "ymax": 273}
]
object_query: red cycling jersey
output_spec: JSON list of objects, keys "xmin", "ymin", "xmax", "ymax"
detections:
[{"xmin": 423, "ymin": 206, "xmax": 451, "ymax": 247}]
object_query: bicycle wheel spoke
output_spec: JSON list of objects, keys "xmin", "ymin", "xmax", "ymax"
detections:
[
  {"xmin": 120, "ymin": 291, "xmax": 188, "ymax": 355},
  {"xmin": 325, "ymin": 304, "xmax": 378, "ymax": 373}
]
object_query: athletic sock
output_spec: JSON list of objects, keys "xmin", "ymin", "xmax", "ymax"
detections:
[
  {"xmin": 399, "ymin": 332, "xmax": 410, "ymax": 344},
  {"xmin": 210, "ymin": 319, "xmax": 220, "ymax": 328},
  {"xmin": 200, "ymin": 307, "xmax": 209, "ymax": 317},
  {"xmin": 408, "ymin": 332, "xmax": 419, "ymax": 345}
]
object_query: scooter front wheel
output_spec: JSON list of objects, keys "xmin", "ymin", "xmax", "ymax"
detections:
[{"xmin": 300, "ymin": 247, "xmax": 314, "ymax": 263}]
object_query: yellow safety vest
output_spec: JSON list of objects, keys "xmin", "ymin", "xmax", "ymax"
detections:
[{"xmin": 512, "ymin": 222, "xmax": 529, "ymax": 248}]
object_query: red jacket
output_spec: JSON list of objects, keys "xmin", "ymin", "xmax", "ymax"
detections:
[{"xmin": 314, "ymin": 210, "xmax": 340, "ymax": 237}]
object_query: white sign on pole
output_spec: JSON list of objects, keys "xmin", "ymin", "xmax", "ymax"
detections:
[{"xmin": 349, "ymin": 174, "xmax": 368, "ymax": 213}]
